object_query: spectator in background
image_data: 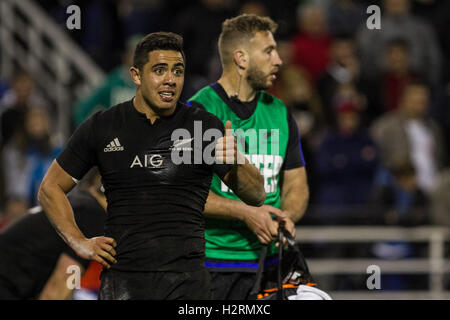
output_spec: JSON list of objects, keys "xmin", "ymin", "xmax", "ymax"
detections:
[
  {"xmin": 326, "ymin": 0, "xmax": 366, "ymax": 38},
  {"xmin": 41, "ymin": 1, "xmax": 122, "ymax": 72},
  {"xmin": 73, "ymin": 35, "xmax": 141, "ymax": 125},
  {"xmin": 117, "ymin": 0, "xmax": 166, "ymax": 39},
  {"xmin": 370, "ymin": 81, "xmax": 445, "ymax": 196},
  {"xmin": 0, "ymin": 70, "xmax": 45, "ymax": 148},
  {"xmin": 357, "ymin": 0, "xmax": 443, "ymax": 88},
  {"xmin": 410, "ymin": 0, "xmax": 450, "ymax": 83},
  {"xmin": 320, "ymin": 80, "xmax": 368, "ymax": 131},
  {"xmin": 239, "ymin": 0, "xmax": 268, "ymax": 16},
  {"xmin": 313, "ymin": 99, "xmax": 378, "ymax": 225},
  {"xmin": 317, "ymin": 36, "xmax": 376, "ymax": 127},
  {"xmin": 77, "ymin": 1, "xmax": 122, "ymax": 72},
  {"xmin": 267, "ymin": 40, "xmax": 323, "ymax": 133},
  {"xmin": 266, "ymin": 39, "xmax": 323, "ymax": 201},
  {"xmin": 378, "ymin": 38, "xmax": 420, "ymax": 114},
  {"xmin": 2, "ymin": 107, "xmax": 62, "ymax": 225},
  {"xmin": 370, "ymin": 157, "xmax": 429, "ymax": 226},
  {"xmin": 369, "ymin": 157, "xmax": 429, "ymax": 290},
  {"xmin": 291, "ymin": 2, "xmax": 331, "ymax": 84},
  {"xmin": 0, "ymin": 70, "xmax": 45, "ymax": 216},
  {"xmin": 173, "ymin": 0, "xmax": 235, "ymax": 99}
]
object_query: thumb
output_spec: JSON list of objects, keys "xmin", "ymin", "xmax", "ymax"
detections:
[
  {"xmin": 225, "ymin": 120, "xmax": 232, "ymax": 136},
  {"xmin": 267, "ymin": 206, "xmax": 286, "ymax": 220}
]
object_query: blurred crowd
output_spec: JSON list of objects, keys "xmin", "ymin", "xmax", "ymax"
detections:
[{"xmin": 0, "ymin": 0, "xmax": 449, "ymax": 232}]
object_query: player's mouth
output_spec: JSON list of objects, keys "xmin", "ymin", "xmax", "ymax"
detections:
[
  {"xmin": 269, "ymin": 70, "xmax": 278, "ymax": 81},
  {"xmin": 159, "ymin": 91, "xmax": 175, "ymax": 102}
]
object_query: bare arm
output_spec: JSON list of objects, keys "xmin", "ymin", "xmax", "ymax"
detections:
[
  {"xmin": 221, "ymin": 158, "xmax": 266, "ymax": 207},
  {"xmin": 216, "ymin": 121, "xmax": 266, "ymax": 207},
  {"xmin": 280, "ymin": 167, "xmax": 310, "ymax": 237},
  {"xmin": 203, "ymin": 191, "xmax": 285, "ymax": 244},
  {"xmin": 38, "ymin": 160, "xmax": 117, "ymax": 268},
  {"xmin": 38, "ymin": 253, "xmax": 85, "ymax": 300}
]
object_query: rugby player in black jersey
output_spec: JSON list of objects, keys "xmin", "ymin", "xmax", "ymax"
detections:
[
  {"xmin": 0, "ymin": 169, "xmax": 106, "ymax": 299},
  {"xmin": 38, "ymin": 32, "xmax": 265, "ymax": 300}
]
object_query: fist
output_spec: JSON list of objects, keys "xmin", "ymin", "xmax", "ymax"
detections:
[{"xmin": 215, "ymin": 121, "xmax": 245, "ymax": 165}]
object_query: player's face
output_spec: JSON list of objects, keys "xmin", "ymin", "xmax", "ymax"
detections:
[
  {"xmin": 139, "ymin": 50, "xmax": 185, "ymax": 112},
  {"xmin": 247, "ymin": 31, "xmax": 282, "ymax": 90}
]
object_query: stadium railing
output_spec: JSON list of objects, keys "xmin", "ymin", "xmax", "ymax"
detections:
[
  {"xmin": 295, "ymin": 226, "xmax": 450, "ymax": 299},
  {"xmin": 0, "ymin": 0, "xmax": 105, "ymax": 141}
]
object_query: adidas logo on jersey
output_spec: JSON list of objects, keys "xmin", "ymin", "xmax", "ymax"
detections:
[{"xmin": 104, "ymin": 138, "xmax": 124, "ymax": 152}]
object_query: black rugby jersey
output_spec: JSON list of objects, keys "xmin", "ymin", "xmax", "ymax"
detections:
[
  {"xmin": 0, "ymin": 189, "xmax": 105, "ymax": 299},
  {"xmin": 57, "ymin": 99, "xmax": 231, "ymax": 272}
]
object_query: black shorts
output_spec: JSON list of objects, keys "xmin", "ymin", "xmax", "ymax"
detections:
[
  {"xmin": 98, "ymin": 268, "xmax": 211, "ymax": 300},
  {"xmin": 210, "ymin": 272, "xmax": 257, "ymax": 300}
]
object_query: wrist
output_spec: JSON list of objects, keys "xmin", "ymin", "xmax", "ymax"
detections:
[
  {"xmin": 240, "ymin": 204, "xmax": 257, "ymax": 222},
  {"xmin": 66, "ymin": 232, "xmax": 87, "ymax": 248}
]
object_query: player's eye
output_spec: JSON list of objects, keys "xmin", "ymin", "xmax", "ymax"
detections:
[
  {"xmin": 266, "ymin": 47, "xmax": 275, "ymax": 55},
  {"xmin": 154, "ymin": 68, "xmax": 165, "ymax": 75},
  {"xmin": 173, "ymin": 68, "xmax": 184, "ymax": 76}
]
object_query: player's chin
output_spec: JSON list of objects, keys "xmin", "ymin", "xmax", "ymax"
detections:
[
  {"xmin": 156, "ymin": 95, "xmax": 179, "ymax": 109},
  {"xmin": 262, "ymin": 80, "xmax": 274, "ymax": 90}
]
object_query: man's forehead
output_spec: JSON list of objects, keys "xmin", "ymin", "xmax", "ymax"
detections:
[
  {"xmin": 147, "ymin": 50, "xmax": 184, "ymax": 66},
  {"xmin": 249, "ymin": 31, "xmax": 276, "ymax": 49}
]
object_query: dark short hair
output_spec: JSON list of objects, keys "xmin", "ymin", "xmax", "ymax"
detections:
[
  {"xmin": 218, "ymin": 14, "xmax": 278, "ymax": 66},
  {"xmin": 133, "ymin": 32, "xmax": 185, "ymax": 70},
  {"xmin": 386, "ymin": 37, "xmax": 410, "ymax": 51}
]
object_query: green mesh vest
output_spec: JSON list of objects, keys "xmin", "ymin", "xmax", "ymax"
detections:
[{"xmin": 189, "ymin": 84, "xmax": 289, "ymax": 260}]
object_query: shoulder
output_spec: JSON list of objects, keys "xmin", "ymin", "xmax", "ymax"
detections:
[
  {"xmin": 182, "ymin": 101, "xmax": 223, "ymax": 125},
  {"xmin": 187, "ymin": 85, "xmax": 222, "ymax": 113},
  {"xmin": 79, "ymin": 100, "xmax": 131, "ymax": 133},
  {"xmin": 91, "ymin": 100, "xmax": 130, "ymax": 121},
  {"xmin": 188, "ymin": 85, "xmax": 217, "ymax": 102}
]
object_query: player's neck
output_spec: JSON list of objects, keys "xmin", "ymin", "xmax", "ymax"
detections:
[
  {"xmin": 218, "ymin": 70, "xmax": 257, "ymax": 102},
  {"xmin": 133, "ymin": 92, "xmax": 175, "ymax": 124}
]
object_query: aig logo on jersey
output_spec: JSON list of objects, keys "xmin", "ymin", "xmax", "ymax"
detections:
[
  {"xmin": 130, "ymin": 154, "xmax": 164, "ymax": 168},
  {"xmin": 104, "ymin": 138, "xmax": 124, "ymax": 152}
]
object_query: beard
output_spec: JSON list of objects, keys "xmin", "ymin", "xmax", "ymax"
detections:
[{"xmin": 246, "ymin": 62, "xmax": 271, "ymax": 91}]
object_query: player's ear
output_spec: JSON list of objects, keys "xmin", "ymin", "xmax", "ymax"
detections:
[
  {"xmin": 233, "ymin": 49, "xmax": 248, "ymax": 72},
  {"xmin": 130, "ymin": 67, "xmax": 141, "ymax": 86}
]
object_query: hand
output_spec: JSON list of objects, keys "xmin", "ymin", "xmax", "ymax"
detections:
[
  {"xmin": 280, "ymin": 216, "xmax": 296, "ymax": 239},
  {"xmin": 244, "ymin": 205, "xmax": 287, "ymax": 244},
  {"xmin": 276, "ymin": 215, "xmax": 296, "ymax": 247},
  {"xmin": 72, "ymin": 236, "xmax": 117, "ymax": 269},
  {"xmin": 215, "ymin": 121, "xmax": 245, "ymax": 165}
]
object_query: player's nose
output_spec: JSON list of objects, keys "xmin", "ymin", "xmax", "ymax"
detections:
[
  {"xmin": 163, "ymin": 72, "xmax": 176, "ymax": 86},
  {"xmin": 273, "ymin": 50, "xmax": 283, "ymax": 67}
]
